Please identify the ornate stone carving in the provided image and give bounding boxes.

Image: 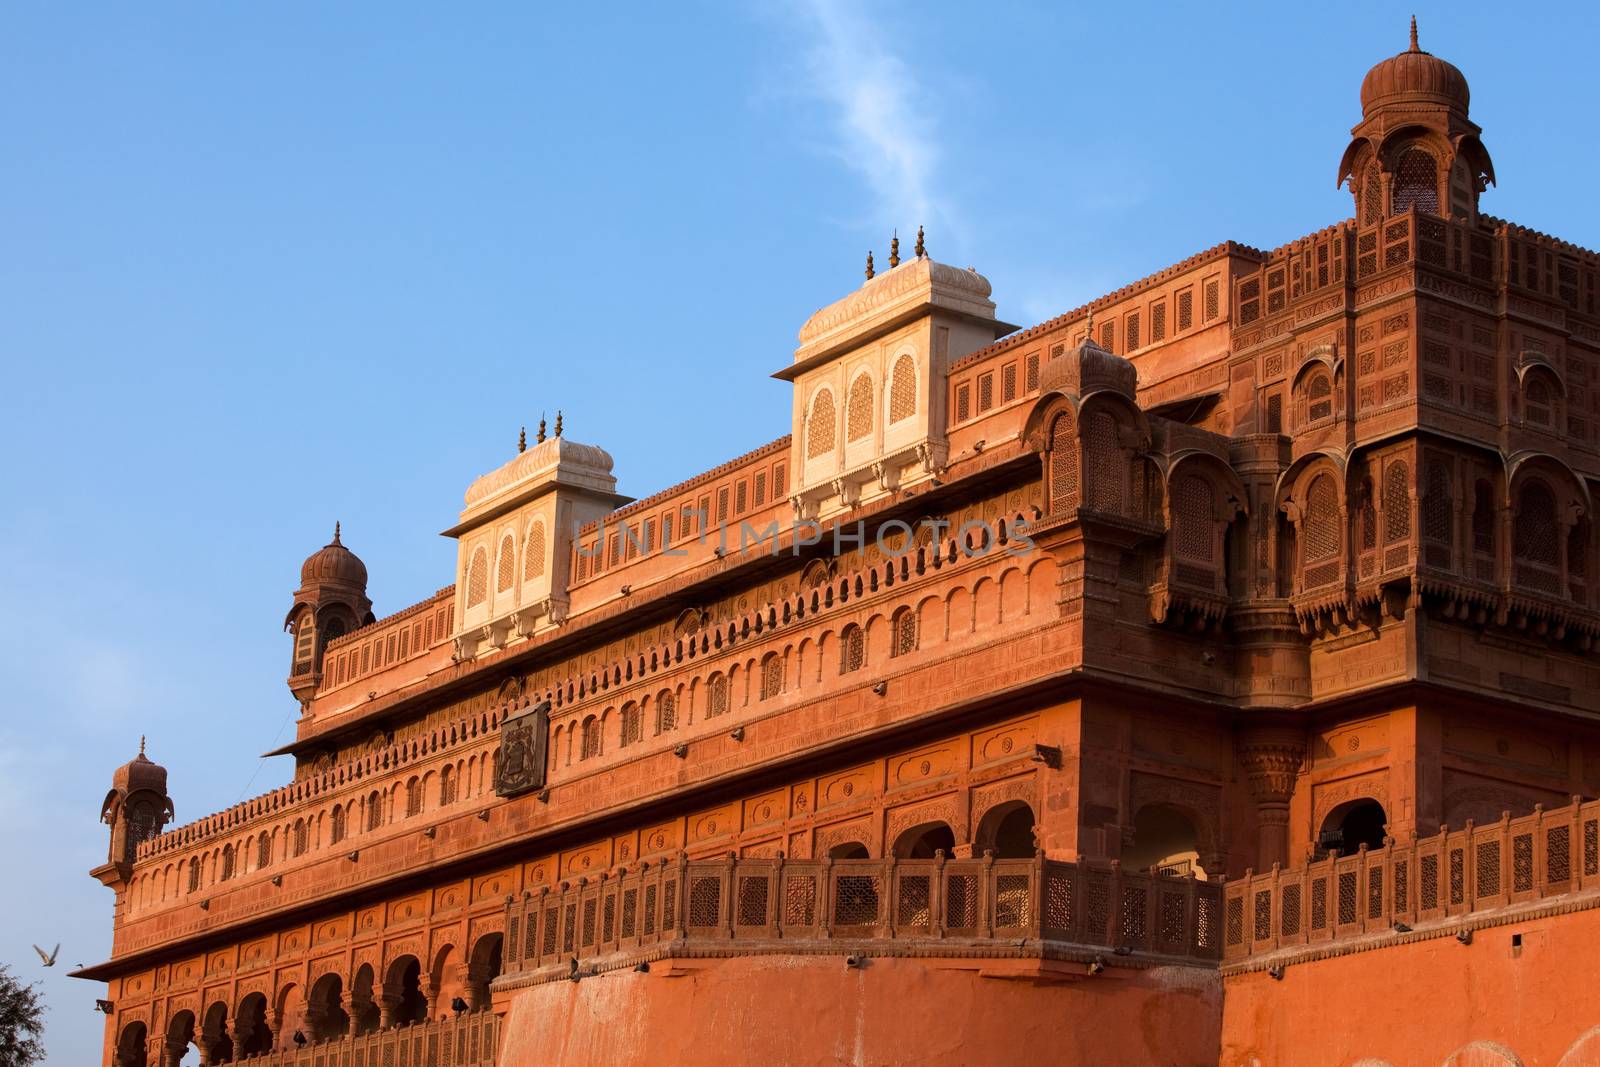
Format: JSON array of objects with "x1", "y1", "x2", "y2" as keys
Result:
[{"x1": 494, "y1": 700, "x2": 549, "y2": 798}]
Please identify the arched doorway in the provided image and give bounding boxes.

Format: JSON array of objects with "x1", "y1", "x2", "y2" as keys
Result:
[
  {"x1": 115, "y1": 1022, "x2": 148, "y2": 1067},
  {"x1": 466, "y1": 934, "x2": 504, "y2": 1012},
  {"x1": 200, "y1": 1002, "x2": 232, "y2": 1064},
  {"x1": 1319, "y1": 799, "x2": 1389, "y2": 857},
  {"x1": 827, "y1": 841, "x2": 870, "y2": 859},
  {"x1": 165, "y1": 1011, "x2": 197, "y2": 1067},
  {"x1": 975, "y1": 801, "x2": 1037, "y2": 859},
  {"x1": 350, "y1": 964, "x2": 380, "y2": 1036},
  {"x1": 305, "y1": 973, "x2": 349, "y2": 1041},
  {"x1": 385, "y1": 956, "x2": 427, "y2": 1027},
  {"x1": 1124, "y1": 805, "x2": 1209, "y2": 879},
  {"x1": 892, "y1": 822, "x2": 957, "y2": 859},
  {"x1": 235, "y1": 993, "x2": 272, "y2": 1056}
]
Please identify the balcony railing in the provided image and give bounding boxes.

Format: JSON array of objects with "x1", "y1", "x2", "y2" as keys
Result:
[
  {"x1": 1223, "y1": 798, "x2": 1600, "y2": 964},
  {"x1": 502, "y1": 853, "x2": 1222, "y2": 976},
  {"x1": 233, "y1": 1011, "x2": 498, "y2": 1067}
]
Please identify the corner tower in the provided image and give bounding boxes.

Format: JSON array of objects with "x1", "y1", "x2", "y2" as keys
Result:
[
  {"x1": 284, "y1": 523, "x2": 374, "y2": 700},
  {"x1": 1338, "y1": 17, "x2": 1495, "y2": 225},
  {"x1": 92, "y1": 740, "x2": 173, "y2": 889}
]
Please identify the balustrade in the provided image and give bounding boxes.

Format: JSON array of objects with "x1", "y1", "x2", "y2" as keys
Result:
[
  {"x1": 501, "y1": 852, "x2": 1222, "y2": 975},
  {"x1": 220, "y1": 1010, "x2": 498, "y2": 1067},
  {"x1": 1223, "y1": 797, "x2": 1600, "y2": 962}
]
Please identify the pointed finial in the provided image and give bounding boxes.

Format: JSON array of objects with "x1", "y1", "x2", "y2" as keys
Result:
[
  {"x1": 139, "y1": 735, "x2": 146, "y2": 757},
  {"x1": 915, "y1": 225, "x2": 926, "y2": 259},
  {"x1": 889, "y1": 230, "x2": 900, "y2": 268},
  {"x1": 333, "y1": 521, "x2": 342, "y2": 545},
  {"x1": 1083, "y1": 307, "x2": 1095, "y2": 344},
  {"x1": 554, "y1": 411, "x2": 563, "y2": 438},
  {"x1": 1408, "y1": 15, "x2": 1419, "y2": 52},
  {"x1": 865, "y1": 250, "x2": 875, "y2": 280},
  {"x1": 537, "y1": 413, "x2": 547, "y2": 444},
  {"x1": 518, "y1": 426, "x2": 527, "y2": 453}
]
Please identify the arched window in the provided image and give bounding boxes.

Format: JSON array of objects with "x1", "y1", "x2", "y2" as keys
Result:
[
  {"x1": 888, "y1": 354, "x2": 917, "y2": 424},
  {"x1": 496, "y1": 533, "x2": 516, "y2": 593},
  {"x1": 806, "y1": 388, "x2": 836, "y2": 460},
  {"x1": 405, "y1": 777, "x2": 422, "y2": 817},
  {"x1": 1301, "y1": 474, "x2": 1341, "y2": 588},
  {"x1": 840, "y1": 624, "x2": 864, "y2": 673},
  {"x1": 760, "y1": 654, "x2": 783, "y2": 699},
  {"x1": 524, "y1": 520, "x2": 547, "y2": 581},
  {"x1": 1391, "y1": 148, "x2": 1439, "y2": 214},
  {"x1": 707, "y1": 674, "x2": 729, "y2": 719},
  {"x1": 1361, "y1": 162, "x2": 1383, "y2": 226},
  {"x1": 1525, "y1": 376, "x2": 1554, "y2": 426},
  {"x1": 1305, "y1": 370, "x2": 1333, "y2": 423},
  {"x1": 220, "y1": 844, "x2": 235, "y2": 881},
  {"x1": 187, "y1": 856, "x2": 200, "y2": 893},
  {"x1": 620, "y1": 702, "x2": 641, "y2": 746},
  {"x1": 1172, "y1": 473, "x2": 1215, "y2": 563},
  {"x1": 1423, "y1": 463, "x2": 1452, "y2": 545},
  {"x1": 466, "y1": 548, "x2": 488, "y2": 608},
  {"x1": 292, "y1": 819, "x2": 308, "y2": 857},
  {"x1": 1048, "y1": 410, "x2": 1079, "y2": 513},
  {"x1": 293, "y1": 611, "x2": 316, "y2": 669},
  {"x1": 330, "y1": 805, "x2": 346, "y2": 845},
  {"x1": 365, "y1": 790, "x2": 383, "y2": 832},
  {"x1": 440, "y1": 765, "x2": 456, "y2": 806},
  {"x1": 846, "y1": 373, "x2": 874, "y2": 442},
  {"x1": 891, "y1": 607, "x2": 918, "y2": 657},
  {"x1": 1513, "y1": 480, "x2": 1560, "y2": 594},
  {"x1": 581, "y1": 716, "x2": 601, "y2": 760},
  {"x1": 655, "y1": 691, "x2": 677, "y2": 734},
  {"x1": 256, "y1": 833, "x2": 272, "y2": 870},
  {"x1": 1384, "y1": 461, "x2": 1411, "y2": 543}
]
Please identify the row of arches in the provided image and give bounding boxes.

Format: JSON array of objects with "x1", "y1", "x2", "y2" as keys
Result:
[
  {"x1": 546, "y1": 559, "x2": 1055, "y2": 774},
  {"x1": 131, "y1": 754, "x2": 498, "y2": 915},
  {"x1": 118, "y1": 935, "x2": 504, "y2": 1066}
]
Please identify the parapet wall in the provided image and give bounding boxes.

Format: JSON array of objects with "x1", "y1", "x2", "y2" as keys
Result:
[
  {"x1": 498, "y1": 954, "x2": 1223, "y2": 1067},
  {"x1": 1220, "y1": 902, "x2": 1600, "y2": 1067}
]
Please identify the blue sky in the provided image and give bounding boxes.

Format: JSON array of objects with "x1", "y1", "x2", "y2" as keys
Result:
[{"x1": 2, "y1": 2, "x2": 1596, "y2": 1062}]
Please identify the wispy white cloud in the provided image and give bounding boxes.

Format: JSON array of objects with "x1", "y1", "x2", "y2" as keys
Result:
[{"x1": 789, "y1": 0, "x2": 946, "y2": 234}]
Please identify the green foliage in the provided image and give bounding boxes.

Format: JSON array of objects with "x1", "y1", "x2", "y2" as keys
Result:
[{"x1": 0, "y1": 966, "x2": 44, "y2": 1067}]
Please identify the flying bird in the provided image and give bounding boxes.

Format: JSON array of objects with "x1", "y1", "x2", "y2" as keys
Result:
[{"x1": 33, "y1": 944, "x2": 59, "y2": 967}]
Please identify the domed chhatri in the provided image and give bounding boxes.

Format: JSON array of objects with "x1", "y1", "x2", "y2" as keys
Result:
[
  {"x1": 111, "y1": 736, "x2": 167, "y2": 797},
  {"x1": 1360, "y1": 16, "x2": 1470, "y2": 115},
  {"x1": 299, "y1": 521, "x2": 369, "y2": 588}
]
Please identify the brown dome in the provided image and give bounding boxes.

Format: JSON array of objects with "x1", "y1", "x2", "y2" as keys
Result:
[
  {"x1": 300, "y1": 522, "x2": 368, "y2": 587},
  {"x1": 113, "y1": 741, "x2": 167, "y2": 796},
  {"x1": 1360, "y1": 19, "x2": 1470, "y2": 115}
]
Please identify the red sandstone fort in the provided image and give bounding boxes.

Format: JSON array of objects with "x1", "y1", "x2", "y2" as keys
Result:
[{"x1": 76, "y1": 21, "x2": 1600, "y2": 1067}]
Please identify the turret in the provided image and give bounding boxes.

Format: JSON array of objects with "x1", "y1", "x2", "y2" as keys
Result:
[
  {"x1": 92, "y1": 738, "x2": 173, "y2": 888},
  {"x1": 1338, "y1": 18, "x2": 1495, "y2": 225},
  {"x1": 284, "y1": 523, "x2": 374, "y2": 700}
]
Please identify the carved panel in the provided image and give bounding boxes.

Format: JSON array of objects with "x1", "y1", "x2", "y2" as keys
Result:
[
  {"x1": 1314, "y1": 717, "x2": 1391, "y2": 764},
  {"x1": 818, "y1": 765, "x2": 877, "y2": 810},
  {"x1": 382, "y1": 935, "x2": 425, "y2": 970},
  {"x1": 385, "y1": 893, "x2": 428, "y2": 927},
  {"x1": 791, "y1": 781, "x2": 816, "y2": 817},
  {"x1": 312, "y1": 917, "x2": 347, "y2": 947},
  {"x1": 638, "y1": 820, "x2": 680, "y2": 858},
  {"x1": 1442, "y1": 771, "x2": 1564, "y2": 827},
  {"x1": 240, "y1": 939, "x2": 274, "y2": 973},
  {"x1": 494, "y1": 701, "x2": 549, "y2": 798},
  {"x1": 889, "y1": 744, "x2": 959, "y2": 790},
  {"x1": 353, "y1": 907, "x2": 382, "y2": 938},
  {"x1": 740, "y1": 837, "x2": 783, "y2": 858},
  {"x1": 434, "y1": 880, "x2": 468, "y2": 913},
  {"x1": 524, "y1": 858, "x2": 555, "y2": 887},
  {"x1": 1444, "y1": 725, "x2": 1563, "y2": 775},
  {"x1": 743, "y1": 789, "x2": 787, "y2": 829},
  {"x1": 688, "y1": 802, "x2": 740, "y2": 846},
  {"x1": 172, "y1": 957, "x2": 203, "y2": 990},
  {"x1": 472, "y1": 869, "x2": 514, "y2": 903},
  {"x1": 972, "y1": 718, "x2": 1036, "y2": 768},
  {"x1": 560, "y1": 842, "x2": 610, "y2": 877}
]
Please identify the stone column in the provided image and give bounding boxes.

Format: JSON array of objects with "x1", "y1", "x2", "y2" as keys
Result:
[
  {"x1": 1236, "y1": 723, "x2": 1307, "y2": 870},
  {"x1": 163, "y1": 1042, "x2": 188, "y2": 1067},
  {"x1": 377, "y1": 992, "x2": 402, "y2": 1030}
]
